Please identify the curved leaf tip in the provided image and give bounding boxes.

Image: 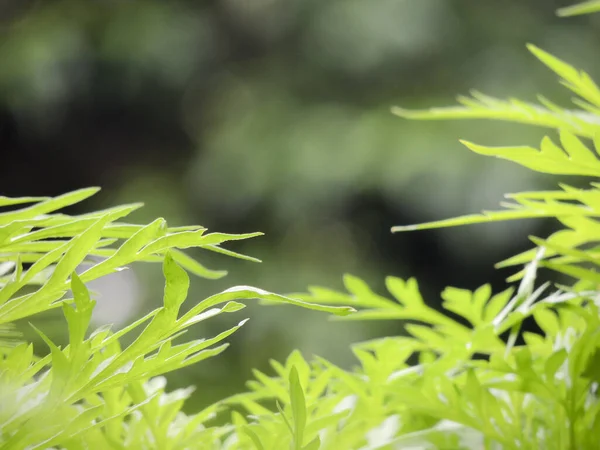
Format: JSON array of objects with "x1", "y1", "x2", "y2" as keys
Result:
[{"x1": 556, "y1": 1, "x2": 600, "y2": 17}]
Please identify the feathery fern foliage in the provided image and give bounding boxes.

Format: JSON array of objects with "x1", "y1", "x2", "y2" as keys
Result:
[
  {"x1": 0, "y1": 190, "x2": 352, "y2": 449},
  {"x1": 3, "y1": 1, "x2": 600, "y2": 449},
  {"x1": 210, "y1": 3, "x2": 600, "y2": 449}
]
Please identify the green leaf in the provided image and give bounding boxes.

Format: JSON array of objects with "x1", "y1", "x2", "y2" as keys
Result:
[
  {"x1": 392, "y1": 90, "x2": 599, "y2": 138},
  {"x1": 0, "y1": 188, "x2": 102, "y2": 225},
  {"x1": 63, "y1": 272, "x2": 95, "y2": 354},
  {"x1": 460, "y1": 133, "x2": 600, "y2": 177},
  {"x1": 392, "y1": 186, "x2": 598, "y2": 233},
  {"x1": 543, "y1": 261, "x2": 600, "y2": 284},
  {"x1": 46, "y1": 210, "x2": 137, "y2": 290},
  {"x1": 200, "y1": 244, "x2": 262, "y2": 263},
  {"x1": 302, "y1": 436, "x2": 321, "y2": 450},
  {"x1": 180, "y1": 286, "x2": 355, "y2": 322},
  {"x1": 139, "y1": 231, "x2": 262, "y2": 256},
  {"x1": 170, "y1": 249, "x2": 227, "y2": 280},
  {"x1": 582, "y1": 348, "x2": 600, "y2": 381},
  {"x1": 558, "y1": 1, "x2": 600, "y2": 17},
  {"x1": 79, "y1": 218, "x2": 166, "y2": 281},
  {"x1": 162, "y1": 252, "x2": 190, "y2": 314},
  {"x1": 441, "y1": 285, "x2": 492, "y2": 327},
  {"x1": 0, "y1": 195, "x2": 48, "y2": 207},
  {"x1": 391, "y1": 208, "x2": 550, "y2": 233},
  {"x1": 527, "y1": 44, "x2": 600, "y2": 109},
  {"x1": 344, "y1": 274, "x2": 394, "y2": 308},
  {"x1": 289, "y1": 366, "x2": 307, "y2": 450},
  {"x1": 276, "y1": 401, "x2": 294, "y2": 435},
  {"x1": 242, "y1": 427, "x2": 266, "y2": 450},
  {"x1": 30, "y1": 323, "x2": 70, "y2": 395},
  {"x1": 533, "y1": 309, "x2": 560, "y2": 337},
  {"x1": 545, "y1": 349, "x2": 568, "y2": 381},
  {"x1": 0, "y1": 221, "x2": 36, "y2": 246},
  {"x1": 8, "y1": 217, "x2": 99, "y2": 244},
  {"x1": 386, "y1": 277, "x2": 425, "y2": 309}
]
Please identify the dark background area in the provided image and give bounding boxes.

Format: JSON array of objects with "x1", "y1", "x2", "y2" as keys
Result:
[{"x1": 1, "y1": 0, "x2": 597, "y2": 409}]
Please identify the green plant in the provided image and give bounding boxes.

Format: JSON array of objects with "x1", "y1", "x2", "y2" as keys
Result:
[
  {"x1": 0, "y1": 189, "x2": 352, "y2": 449},
  {"x1": 4, "y1": 1, "x2": 600, "y2": 449},
  {"x1": 206, "y1": 2, "x2": 600, "y2": 449}
]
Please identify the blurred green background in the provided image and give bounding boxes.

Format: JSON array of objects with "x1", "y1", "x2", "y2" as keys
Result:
[{"x1": 1, "y1": 0, "x2": 598, "y2": 411}]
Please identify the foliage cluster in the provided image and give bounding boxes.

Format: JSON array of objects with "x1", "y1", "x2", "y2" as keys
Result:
[{"x1": 3, "y1": 1, "x2": 600, "y2": 449}]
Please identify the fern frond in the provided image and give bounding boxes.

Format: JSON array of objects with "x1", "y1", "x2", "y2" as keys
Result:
[
  {"x1": 393, "y1": 91, "x2": 599, "y2": 138},
  {"x1": 0, "y1": 188, "x2": 269, "y2": 326},
  {"x1": 292, "y1": 264, "x2": 558, "y2": 352},
  {"x1": 527, "y1": 44, "x2": 600, "y2": 109},
  {"x1": 393, "y1": 46, "x2": 600, "y2": 139},
  {"x1": 461, "y1": 130, "x2": 600, "y2": 177},
  {"x1": 392, "y1": 192, "x2": 599, "y2": 234},
  {"x1": 391, "y1": 122, "x2": 600, "y2": 236}
]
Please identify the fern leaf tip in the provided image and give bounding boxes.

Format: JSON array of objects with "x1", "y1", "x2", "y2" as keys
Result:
[
  {"x1": 459, "y1": 139, "x2": 478, "y2": 150},
  {"x1": 390, "y1": 106, "x2": 412, "y2": 118},
  {"x1": 391, "y1": 225, "x2": 419, "y2": 232}
]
